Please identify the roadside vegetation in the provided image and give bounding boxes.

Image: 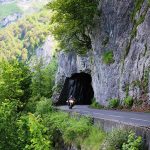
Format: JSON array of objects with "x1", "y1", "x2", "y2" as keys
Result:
[
  {"x1": 0, "y1": 47, "x2": 145, "y2": 150},
  {"x1": 90, "y1": 96, "x2": 150, "y2": 112},
  {"x1": 0, "y1": 46, "x2": 144, "y2": 150},
  {"x1": 90, "y1": 98, "x2": 104, "y2": 109}
]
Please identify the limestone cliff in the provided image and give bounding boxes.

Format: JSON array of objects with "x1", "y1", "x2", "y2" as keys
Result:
[
  {"x1": 55, "y1": 0, "x2": 150, "y2": 108},
  {"x1": 29, "y1": 35, "x2": 55, "y2": 66}
]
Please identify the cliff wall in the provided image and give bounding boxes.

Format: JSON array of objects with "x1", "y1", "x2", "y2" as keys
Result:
[{"x1": 55, "y1": 0, "x2": 150, "y2": 107}]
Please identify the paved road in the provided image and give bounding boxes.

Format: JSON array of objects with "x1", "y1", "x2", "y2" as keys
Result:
[{"x1": 58, "y1": 105, "x2": 150, "y2": 127}]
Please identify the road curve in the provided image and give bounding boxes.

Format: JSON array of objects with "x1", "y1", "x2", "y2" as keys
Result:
[{"x1": 57, "y1": 105, "x2": 150, "y2": 127}]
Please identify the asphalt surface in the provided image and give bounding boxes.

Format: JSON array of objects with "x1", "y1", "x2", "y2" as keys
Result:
[{"x1": 57, "y1": 105, "x2": 150, "y2": 127}]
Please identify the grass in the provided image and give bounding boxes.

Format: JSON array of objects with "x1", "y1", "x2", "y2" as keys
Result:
[
  {"x1": 90, "y1": 99, "x2": 104, "y2": 109},
  {"x1": 82, "y1": 126, "x2": 106, "y2": 150},
  {"x1": 123, "y1": 96, "x2": 133, "y2": 108},
  {"x1": 0, "y1": 2, "x2": 22, "y2": 20},
  {"x1": 108, "y1": 98, "x2": 120, "y2": 108}
]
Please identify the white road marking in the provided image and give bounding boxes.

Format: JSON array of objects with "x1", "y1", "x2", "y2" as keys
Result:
[
  {"x1": 76, "y1": 110, "x2": 89, "y2": 113},
  {"x1": 130, "y1": 118, "x2": 150, "y2": 123},
  {"x1": 93, "y1": 112, "x2": 122, "y2": 118},
  {"x1": 108, "y1": 115, "x2": 122, "y2": 118}
]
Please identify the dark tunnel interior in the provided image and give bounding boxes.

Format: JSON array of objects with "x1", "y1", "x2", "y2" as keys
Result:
[{"x1": 58, "y1": 72, "x2": 94, "y2": 105}]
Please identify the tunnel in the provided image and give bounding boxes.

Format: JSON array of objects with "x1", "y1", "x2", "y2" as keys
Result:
[{"x1": 58, "y1": 72, "x2": 94, "y2": 105}]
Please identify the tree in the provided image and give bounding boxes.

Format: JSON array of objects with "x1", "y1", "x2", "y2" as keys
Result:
[
  {"x1": 0, "y1": 9, "x2": 51, "y2": 61},
  {"x1": 0, "y1": 60, "x2": 31, "y2": 104},
  {"x1": 0, "y1": 100, "x2": 18, "y2": 150},
  {"x1": 47, "y1": 0, "x2": 99, "y2": 54},
  {"x1": 31, "y1": 57, "x2": 57, "y2": 98}
]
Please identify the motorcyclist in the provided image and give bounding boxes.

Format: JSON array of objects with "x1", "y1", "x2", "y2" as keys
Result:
[{"x1": 66, "y1": 95, "x2": 76, "y2": 109}]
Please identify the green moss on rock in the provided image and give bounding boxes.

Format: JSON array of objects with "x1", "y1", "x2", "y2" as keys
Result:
[{"x1": 102, "y1": 51, "x2": 115, "y2": 65}]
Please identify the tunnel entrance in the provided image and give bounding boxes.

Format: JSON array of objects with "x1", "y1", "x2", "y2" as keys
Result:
[{"x1": 58, "y1": 72, "x2": 94, "y2": 105}]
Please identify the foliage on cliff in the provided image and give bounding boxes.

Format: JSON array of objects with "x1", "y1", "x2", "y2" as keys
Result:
[
  {"x1": 47, "y1": 0, "x2": 99, "y2": 54},
  {"x1": 0, "y1": 10, "x2": 51, "y2": 61}
]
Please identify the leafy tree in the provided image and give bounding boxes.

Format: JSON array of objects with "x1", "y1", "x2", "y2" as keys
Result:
[
  {"x1": 0, "y1": 100, "x2": 18, "y2": 150},
  {"x1": 0, "y1": 60, "x2": 31, "y2": 105},
  {"x1": 17, "y1": 113, "x2": 51, "y2": 150},
  {"x1": 31, "y1": 57, "x2": 57, "y2": 98},
  {"x1": 47, "y1": 0, "x2": 99, "y2": 54}
]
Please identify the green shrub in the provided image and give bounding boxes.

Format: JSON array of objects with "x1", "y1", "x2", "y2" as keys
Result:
[
  {"x1": 17, "y1": 113, "x2": 51, "y2": 150},
  {"x1": 102, "y1": 51, "x2": 115, "y2": 64},
  {"x1": 101, "y1": 128, "x2": 129, "y2": 150},
  {"x1": 24, "y1": 95, "x2": 41, "y2": 113},
  {"x1": 108, "y1": 98, "x2": 120, "y2": 108},
  {"x1": 82, "y1": 126, "x2": 106, "y2": 150},
  {"x1": 90, "y1": 99, "x2": 104, "y2": 109},
  {"x1": 43, "y1": 111, "x2": 92, "y2": 147},
  {"x1": 62, "y1": 116, "x2": 91, "y2": 145},
  {"x1": 122, "y1": 131, "x2": 143, "y2": 150},
  {"x1": 124, "y1": 96, "x2": 133, "y2": 108},
  {"x1": 35, "y1": 97, "x2": 53, "y2": 115}
]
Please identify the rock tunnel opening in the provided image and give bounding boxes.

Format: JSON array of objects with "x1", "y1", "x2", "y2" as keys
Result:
[{"x1": 58, "y1": 72, "x2": 94, "y2": 105}]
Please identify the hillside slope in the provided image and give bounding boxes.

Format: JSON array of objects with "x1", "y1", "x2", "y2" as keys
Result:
[{"x1": 0, "y1": 10, "x2": 52, "y2": 62}]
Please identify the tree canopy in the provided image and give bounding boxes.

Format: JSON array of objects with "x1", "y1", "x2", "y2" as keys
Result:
[
  {"x1": 0, "y1": 10, "x2": 51, "y2": 62},
  {"x1": 47, "y1": 0, "x2": 99, "y2": 54}
]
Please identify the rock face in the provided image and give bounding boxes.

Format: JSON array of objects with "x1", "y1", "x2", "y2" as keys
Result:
[
  {"x1": 0, "y1": 13, "x2": 22, "y2": 28},
  {"x1": 29, "y1": 35, "x2": 55, "y2": 66},
  {"x1": 35, "y1": 36, "x2": 54, "y2": 65},
  {"x1": 55, "y1": 0, "x2": 150, "y2": 107}
]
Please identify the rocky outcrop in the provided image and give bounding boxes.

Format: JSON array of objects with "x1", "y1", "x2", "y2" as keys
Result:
[
  {"x1": 0, "y1": 13, "x2": 22, "y2": 28},
  {"x1": 55, "y1": 51, "x2": 91, "y2": 85},
  {"x1": 29, "y1": 35, "x2": 55, "y2": 66},
  {"x1": 55, "y1": 0, "x2": 150, "y2": 108},
  {"x1": 35, "y1": 36, "x2": 54, "y2": 65}
]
